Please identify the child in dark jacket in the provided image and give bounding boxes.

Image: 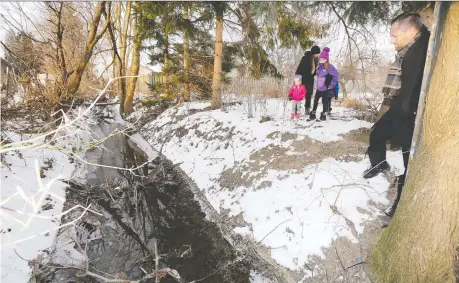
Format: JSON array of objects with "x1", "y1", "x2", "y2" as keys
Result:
[{"x1": 288, "y1": 74, "x2": 307, "y2": 119}]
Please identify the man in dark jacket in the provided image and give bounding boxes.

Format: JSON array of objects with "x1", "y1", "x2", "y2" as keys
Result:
[
  {"x1": 363, "y1": 13, "x2": 430, "y2": 217},
  {"x1": 295, "y1": 46, "x2": 321, "y2": 114}
]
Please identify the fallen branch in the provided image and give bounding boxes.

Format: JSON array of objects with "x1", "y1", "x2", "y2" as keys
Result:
[
  {"x1": 335, "y1": 246, "x2": 346, "y2": 271},
  {"x1": 258, "y1": 219, "x2": 292, "y2": 244}
]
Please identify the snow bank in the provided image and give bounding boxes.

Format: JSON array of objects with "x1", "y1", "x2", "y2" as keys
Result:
[
  {"x1": 1, "y1": 132, "x2": 78, "y2": 282},
  {"x1": 140, "y1": 98, "x2": 405, "y2": 272},
  {"x1": 1, "y1": 104, "x2": 122, "y2": 282}
]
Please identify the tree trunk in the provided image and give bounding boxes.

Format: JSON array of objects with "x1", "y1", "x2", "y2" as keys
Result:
[
  {"x1": 107, "y1": 5, "x2": 125, "y2": 115},
  {"x1": 369, "y1": 3, "x2": 459, "y2": 283},
  {"x1": 53, "y1": 2, "x2": 68, "y2": 98},
  {"x1": 67, "y1": 1, "x2": 109, "y2": 96},
  {"x1": 112, "y1": 2, "x2": 122, "y2": 94},
  {"x1": 120, "y1": 1, "x2": 131, "y2": 74},
  {"x1": 183, "y1": 3, "x2": 190, "y2": 102},
  {"x1": 117, "y1": 1, "x2": 131, "y2": 113},
  {"x1": 211, "y1": 8, "x2": 223, "y2": 109},
  {"x1": 164, "y1": 30, "x2": 171, "y2": 98},
  {"x1": 124, "y1": 5, "x2": 142, "y2": 114}
]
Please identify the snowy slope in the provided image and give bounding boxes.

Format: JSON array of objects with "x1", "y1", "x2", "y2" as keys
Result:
[
  {"x1": 0, "y1": 105, "x2": 119, "y2": 282},
  {"x1": 140, "y1": 98, "x2": 405, "y2": 273},
  {"x1": 0, "y1": 132, "x2": 79, "y2": 282}
]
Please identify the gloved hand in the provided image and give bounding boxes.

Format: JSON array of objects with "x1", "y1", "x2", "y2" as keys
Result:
[
  {"x1": 334, "y1": 96, "x2": 338, "y2": 100},
  {"x1": 288, "y1": 96, "x2": 292, "y2": 101}
]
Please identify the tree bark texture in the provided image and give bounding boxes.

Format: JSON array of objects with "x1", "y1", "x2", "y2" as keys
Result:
[
  {"x1": 211, "y1": 9, "x2": 223, "y2": 109},
  {"x1": 124, "y1": 4, "x2": 142, "y2": 114},
  {"x1": 369, "y1": 3, "x2": 459, "y2": 283},
  {"x1": 67, "y1": 1, "x2": 110, "y2": 96}
]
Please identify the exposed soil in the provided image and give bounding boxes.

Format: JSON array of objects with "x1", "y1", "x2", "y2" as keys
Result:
[{"x1": 219, "y1": 128, "x2": 371, "y2": 191}]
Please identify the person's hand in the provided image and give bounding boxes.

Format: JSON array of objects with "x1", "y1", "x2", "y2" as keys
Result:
[
  {"x1": 334, "y1": 97, "x2": 338, "y2": 101},
  {"x1": 288, "y1": 96, "x2": 292, "y2": 101}
]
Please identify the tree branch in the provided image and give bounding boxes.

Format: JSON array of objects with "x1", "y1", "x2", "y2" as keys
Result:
[{"x1": 329, "y1": 3, "x2": 354, "y2": 64}]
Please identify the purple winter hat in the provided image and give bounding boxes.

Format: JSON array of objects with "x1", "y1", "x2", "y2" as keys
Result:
[{"x1": 319, "y1": 47, "x2": 330, "y2": 61}]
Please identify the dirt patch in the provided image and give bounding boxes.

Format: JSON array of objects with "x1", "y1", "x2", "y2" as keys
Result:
[
  {"x1": 194, "y1": 125, "x2": 237, "y2": 142},
  {"x1": 267, "y1": 131, "x2": 281, "y2": 140},
  {"x1": 41, "y1": 203, "x2": 54, "y2": 211},
  {"x1": 219, "y1": 128, "x2": 370, "y2": 191},
  {"x1": 260, "y1": 116, "x2": 271, "y2": 123},
  {"x1": 257, "y1": 181, "x2": 272, "y2": 190},
  {"x1": 175, "y1": 126, "x2": 190, "y2": 138},
  {"x1": 340, "y1": 128, "x2": 371, "y2": 144},
  {"x1": 281, "y1": 132, "x2": 298, "y2": 142}
]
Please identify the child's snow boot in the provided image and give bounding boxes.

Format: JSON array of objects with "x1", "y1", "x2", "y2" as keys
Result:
[
  {"x1": 296, "y1": 113, "x2": 301, "y2": 119},
  {"x1": 291, "y1": 113, "x2": 295, "y2": 120}
]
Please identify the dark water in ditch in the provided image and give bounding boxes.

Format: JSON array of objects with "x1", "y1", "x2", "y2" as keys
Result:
[{"x1": 41, "y1": 119, "x2": 251, "y2": 283}]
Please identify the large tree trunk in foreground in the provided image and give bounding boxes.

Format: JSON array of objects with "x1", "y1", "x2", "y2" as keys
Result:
[
  {"x1": 211, "y1": 8, "x2": 223, "y2": 109},
  {"x1": 124, "y1": 5, "x2": 142, "y2": 115},
  {"x1": 370, "y1": 3, "x2": 459, "y2": 283}
]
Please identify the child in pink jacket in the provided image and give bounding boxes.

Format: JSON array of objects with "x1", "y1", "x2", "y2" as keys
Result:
[{"x1": 288, "y1": 75, "x2": 307, "y2": 119}]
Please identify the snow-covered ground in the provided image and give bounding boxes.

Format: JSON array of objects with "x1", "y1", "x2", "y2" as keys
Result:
[
  {"x1": 0, "y1": 106, "x2": 116, "y2": 282},
  {"x1": 140, "y1": 98, "x2": 405, "y2": 274},
  {"x1": 1, "y1": 96, "x2": 404, "y2": 282},
  {"x1": 0, "y1": 131, "x2": 80, "y2": 282}
]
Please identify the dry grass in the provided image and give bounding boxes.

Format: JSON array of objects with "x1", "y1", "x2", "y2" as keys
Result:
[
  {"x1": 261, "y1": 84, "x2": 289, "y2": 98},
  {"x1": 340, "y1": 97, "x2": 380, "y2": 123},
  {"x1": 341, "y1": 97, "x2": 368, "y2": 112}
]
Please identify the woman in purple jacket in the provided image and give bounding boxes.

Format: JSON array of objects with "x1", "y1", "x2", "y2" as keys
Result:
[{"x1": 308, "y1": 47, "x2": 339, "y2": 121}]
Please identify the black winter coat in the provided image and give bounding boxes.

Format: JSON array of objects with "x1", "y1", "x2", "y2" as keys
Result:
[
  {"x1": 295, "y1": 51, "x2": 316, "y2": 86},
  {"x1": 386, "y1": 25, "x2": 430, "y2": 146}
]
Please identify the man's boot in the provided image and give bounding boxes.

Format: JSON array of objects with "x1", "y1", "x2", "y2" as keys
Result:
[{"x1": 363, "y1": 149, "x2": 390, "y2": 179}]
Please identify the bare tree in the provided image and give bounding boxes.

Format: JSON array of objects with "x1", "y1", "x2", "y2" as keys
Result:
[{"x1": 1, "y1": 2, "x2": 111, "y2": 101}]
